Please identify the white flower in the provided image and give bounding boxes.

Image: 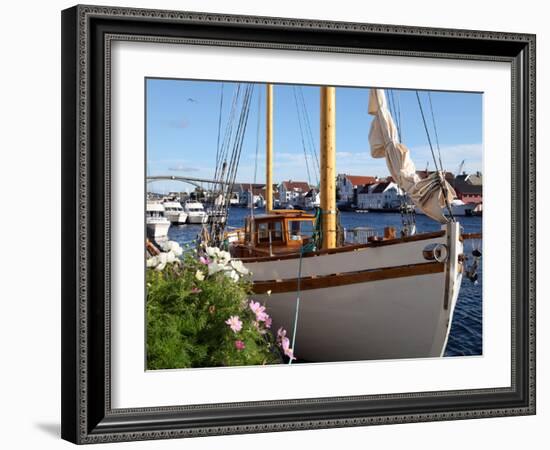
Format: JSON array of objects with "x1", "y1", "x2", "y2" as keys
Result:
[
  {"x1": 168, "y1": 242, "x2": 183, "y2": 256},
  {"x1": 205, "y1": 246, "x2": 231, "y2": 263},
  {"x1": 218, "y1": 250, "x2": 231, "y2": 263},
  {"x1": 208, "y1": 261, "x2": 225, "y2": 275},
  {"x1": 195, "y1": 270, "x2": 205, "y2": 281},
  {"x1": 146, "y1": 256, "x2": 159, "y2": 268},
  {"x1": 224, "y1": 269, "x2": 240, "y2": 283},
  {"x1": 266, "y1": 290, "x2": 272, "y2": 296},
  {"x1": 230, "y1": 259, "x2": 249, "y2": 276},
  {"x1": 160, "y1": 241, "x2": 182, "y2": 256},
  {"x1": 165, "y1": 251, "x2": 176, "y2": 263},
  {"x1": 153, "y1": 252, "x2": 168, "y2": 271},
  {"x1": 206, "y1": 246, "x2": 220, "y2": 258}
]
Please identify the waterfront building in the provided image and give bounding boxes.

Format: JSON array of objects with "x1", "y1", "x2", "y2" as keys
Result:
[
  {"x1": 336, "y1": 174, "x2": 378, "y2": 206},
  {"x1": 452, "y1": 172, "x2": 483, "y2": 204},
  {"x1": 303, "y1": 188, "x2": 321, "y2": 209},
  {"x1": 278, "y1": 180, "x2": 310, "y2": 207},
  {"x1": 357, "y1": 181, "x2": 404, "y2": 210}
]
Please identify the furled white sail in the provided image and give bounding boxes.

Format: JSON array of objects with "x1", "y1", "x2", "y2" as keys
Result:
[{"x1": 368, "y1": 89, "x2": 456, "y2": 223}]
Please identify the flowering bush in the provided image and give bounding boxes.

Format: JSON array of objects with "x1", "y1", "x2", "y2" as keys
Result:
[{"x1": 146, "y1": 241, "x2": 290, "y2": 369}]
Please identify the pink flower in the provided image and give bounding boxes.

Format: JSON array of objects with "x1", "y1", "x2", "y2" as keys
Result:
[
  {"x1": 264, "y1": 315, "x2": 272, "y2": 329},
  {"x1": 235, "y1": 340, "x2": 246, "y2": 351},
  {"x1": 253, "y1": 321, "x2": 268, "y2": 335},
  {"x1": 199, "y1": 256, "x2": 210, "y2": 265},
  {"x1": 277, "y1": 327, "x2": 287, "y2": 341},
  {"x1": 191, "y1": 287, "x2": 202, "y2": 294},
  {"x1": 280, "y1": 336, "x2": 296, "y2": 360},
  {"x1": 249, "y1": 300, "x2": 268, "y2": 322},
  {"x1": 225, "y1": 316, "x2": 242, "y2": 333},
  {"x1": 249, "y1": 300, "x2": 263, "y2": 314}
]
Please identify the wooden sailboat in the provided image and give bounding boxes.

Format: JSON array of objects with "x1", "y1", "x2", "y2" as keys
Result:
[{"x1": 228, "y1": 85, "x2": 464, "y2": 362}]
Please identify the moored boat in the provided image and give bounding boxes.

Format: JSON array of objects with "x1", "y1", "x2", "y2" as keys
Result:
[
  {"x1": 162, "y1": 200, "x2": 188, "y2": 224},
  {"x1": 146, "y1": 201, "x2": 170, "y2": 238},
  {"x1": 184, "y1": 201, "x2": 209, "y2": 224}
]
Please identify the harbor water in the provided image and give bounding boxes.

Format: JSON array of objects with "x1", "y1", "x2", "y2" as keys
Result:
[{"x1": 167, "y1": 207, "x2": 483, "y2": 358}]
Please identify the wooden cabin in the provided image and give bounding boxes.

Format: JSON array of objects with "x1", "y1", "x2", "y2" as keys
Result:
[{"x1": 227, "y1": 210, "x2": 316, "y2": 258}]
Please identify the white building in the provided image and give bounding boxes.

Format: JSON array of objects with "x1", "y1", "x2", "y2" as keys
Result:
[
  {"x1": 357, "y1": 181, "x2": 404, "y2": 210},
  {"x1": 336, "y1": 174, "x2": 378, "y2": 205},
  {"x1": 304, "y1": 189, "x2": 321, "y2": 209},
  {"x1": 239, "y1": 190, "x2": 266, "y2": 208},
  {"x1": 278, "y1": 180, "x2": 310, "y2": 207}
]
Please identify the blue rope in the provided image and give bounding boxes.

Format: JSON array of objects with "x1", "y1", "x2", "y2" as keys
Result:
[{"x1": 289, "y1": 245, "x2": 305, "y2": 365}]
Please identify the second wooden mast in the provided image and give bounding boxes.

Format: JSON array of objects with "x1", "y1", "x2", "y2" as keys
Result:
[
  {"x1": 264, "y1": 84, "x2": 336, "y2": 249},
  {"x1": 265, "y1": 84, "x2": 273, "y2": 213},
  {"x1": 320, "y1": 86, "x2": 337, "y2": 249}
]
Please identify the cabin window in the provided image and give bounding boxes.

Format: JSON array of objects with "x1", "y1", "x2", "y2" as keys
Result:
[
  {"x1": 288, "y1": 220, "x2": 314, "y2": 240},
  {"x1": 257, "y1": 221, "x2": 283, "y2": 244}
]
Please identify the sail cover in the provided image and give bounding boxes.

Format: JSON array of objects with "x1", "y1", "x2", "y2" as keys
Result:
[{"x1": 368, "y1": 89, "x2": 456, "y2": 223}]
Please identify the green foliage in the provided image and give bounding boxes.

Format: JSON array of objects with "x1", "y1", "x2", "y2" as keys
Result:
[{"x1": 146, "y1": 251, "x2": 282, "y2": 369}]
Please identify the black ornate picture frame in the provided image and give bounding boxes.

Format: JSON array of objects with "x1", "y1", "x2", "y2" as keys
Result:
[{"x1": 61, "y1": 4, "x2": 536, "y2": 444}]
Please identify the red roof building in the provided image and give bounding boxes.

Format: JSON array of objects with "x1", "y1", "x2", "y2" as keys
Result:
[
  {"x1": 279, "y1": 180, "x2": 311, "y2": 206},
  {"x1": 336, "y1": 174, "x2": 379, "y2": 205}
]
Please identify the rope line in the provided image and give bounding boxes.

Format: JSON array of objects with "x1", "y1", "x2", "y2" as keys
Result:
[
  {"x1": 427, "y1": 92, "x2": 444, "y2": 173},
  {"x1": 298, "y1": 87, "x2": 320, "y2": 184},
  {"x1": 293, "y1": 87, "x2": 312, "y2": 185},
  {"x1": 289, "y1": 245, "x2": 304, "y2": 365},
  {"x1": 415, "y1": 90, "x2": 455, "y2": 221}
]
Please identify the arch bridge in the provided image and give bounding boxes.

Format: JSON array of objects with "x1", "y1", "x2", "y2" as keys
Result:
[{"x1": 146, "y1": 175, "x2": 231, "y2": 189}]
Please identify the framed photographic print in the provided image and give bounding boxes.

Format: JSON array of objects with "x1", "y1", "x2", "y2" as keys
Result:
[{"x1": 61, "y1": 4, "x2": 536, "y2": 444}]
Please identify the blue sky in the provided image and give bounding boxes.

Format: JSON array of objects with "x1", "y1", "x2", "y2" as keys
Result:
[{"x1": 146, "y1": 78, "x2": 482, "y2": 193}]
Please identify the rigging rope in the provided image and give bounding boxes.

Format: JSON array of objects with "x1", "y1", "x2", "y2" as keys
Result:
[
  {"x1": 253, "y1": 86, "x2": 262, "y2": 185},
  {"x1": 293, "y1": 87, "x2": 312, "y2": 185},
  {"x1": 427, "y1": 92, "x2": 445, "y2": 174},
  {"x1": 209, "y1": 85, "x2": 242, "y2": 232},
  {"x1": 298, "y1": 87, "x2": 320, "y2": 184},
  {"x1": 207, "y1": 83, "x2": 255, "y2": 245},
  {"x1": 387, "y1": 90, "x2": 415, "y2": 233},
  {"x1": 388, "y1": 90, "x2": 402, "y2": 142},
  {"x1": 251, "y1": 86, "x2": 262, "y2": 219},
  {"x1": 415, "y1": 91, "x2": 441, "y2": 174},
  {"x1": 288, "y1": 245, "x2": 304, "y2": 365},
  {"x1": 415, "y1": 90, "x2": 455, "y2": 221},
  {"x1": 215, "y1": 83, "x2": 224, "y2": 175}
]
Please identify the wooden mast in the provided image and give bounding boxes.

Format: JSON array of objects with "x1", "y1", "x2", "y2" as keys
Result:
[
  {"x1": 265, "y1": 84, "x2": 273, "y2": 213},
  {"x1": 320, "y1": 86, "x2": 336, "y2": 249}
]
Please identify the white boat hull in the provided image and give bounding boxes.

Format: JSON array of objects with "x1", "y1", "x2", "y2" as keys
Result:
[
  {"x1": 186, "y1": 213, "x2": 208, "y2": 224},
  {"x1": 146, "y1": 221, "x2": 170, "y2": 238},
  {"x1": 243, "y1": 223, "x2": 463, "y2": 362},
  {"x1": 415, "y1": 203, "x2": 473, "y2": 217},
  {"x1": 258, "y1": 271, "x2": 461, "y2": 361},
  {"x1": 165, "y1": 211, "x2": 188, "y2": 224}
]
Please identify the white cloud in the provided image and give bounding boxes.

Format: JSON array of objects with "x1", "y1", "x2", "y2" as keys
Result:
[{"x1": 408, "y1": 143, "x2": 482, "y2": 174}]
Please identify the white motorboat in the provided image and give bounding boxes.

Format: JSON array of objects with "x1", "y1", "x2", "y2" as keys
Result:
[
  {"x1": 162, "y1": 201, "x2": 188, "y2": 224},
  {"x1": 184, "y1": 201, "x2": 209, "y2": 224},
  {"x1": 449, "y1": 199, "x2": 474, "y2": 216},
  {"x1": 146, "y1": 201, "x2": 170, "y2": 238}
]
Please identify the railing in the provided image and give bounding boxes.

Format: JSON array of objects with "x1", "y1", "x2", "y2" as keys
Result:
[{"x1": 344, "y1": 227, "x2": 378, "y2": 244}]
